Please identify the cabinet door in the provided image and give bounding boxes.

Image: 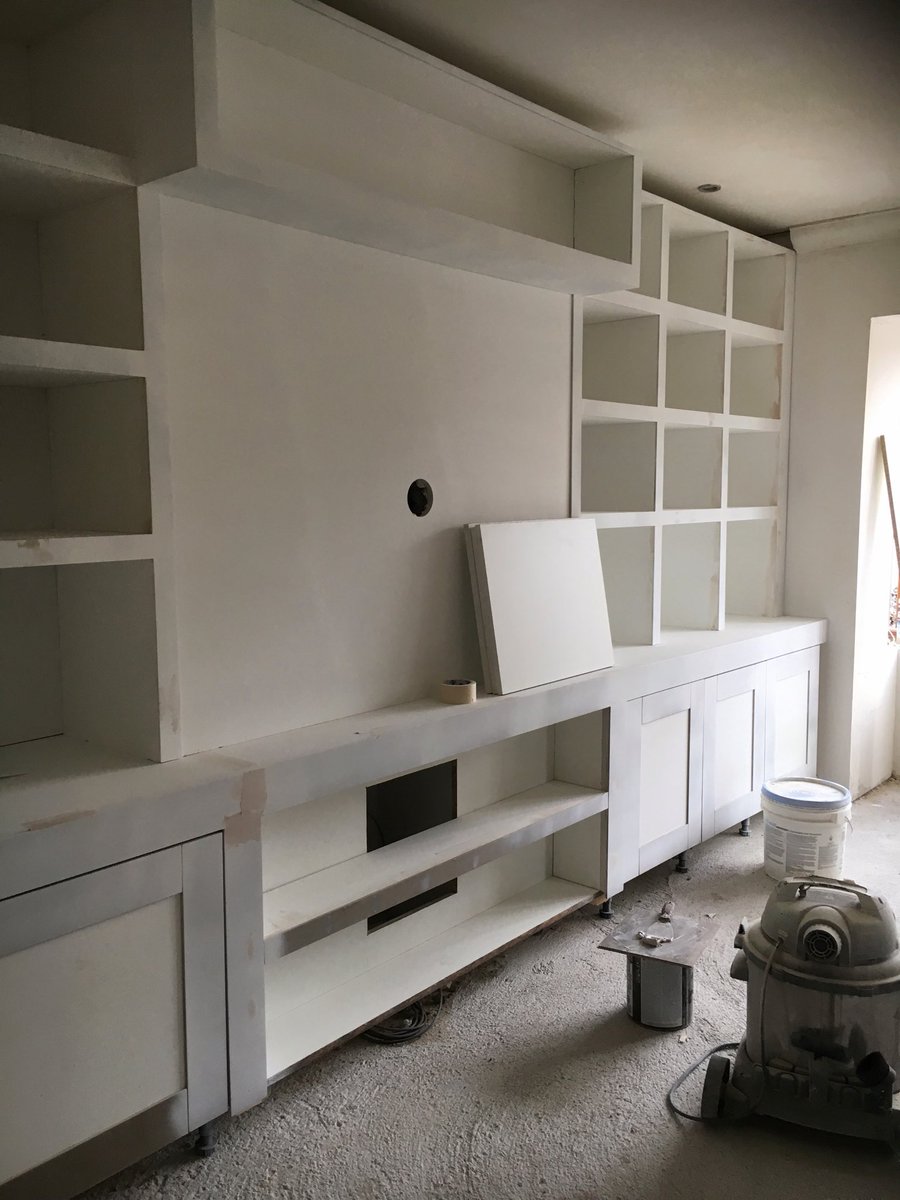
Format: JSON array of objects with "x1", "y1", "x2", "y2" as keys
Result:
[
  {"x1": 608, "y1": 682, "x2": 703, "y2": 893},
  {"x1": 765, "y1": 647, "x2": 820, "y2": 780},
  {"x1": 702, "y1": 663, "x2": 766, "y2": 838},
  {"x1": 0, "y1": 836, "x2": 227, "y2": 1199}
]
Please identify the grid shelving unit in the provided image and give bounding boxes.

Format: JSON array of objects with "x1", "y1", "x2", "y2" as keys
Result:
[{"x1": 574, "y1": 191, "x2": 794, "y2": 646}]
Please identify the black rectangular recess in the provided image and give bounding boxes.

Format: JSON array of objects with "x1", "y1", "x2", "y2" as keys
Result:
[{"x1": 367, "y1": 759, "x2": 457, "y2": 931}]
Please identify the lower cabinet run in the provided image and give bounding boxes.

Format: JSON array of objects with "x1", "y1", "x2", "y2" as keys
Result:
[{"x1": 0, "y1": 836, "x2": 228, "y2": 1200}]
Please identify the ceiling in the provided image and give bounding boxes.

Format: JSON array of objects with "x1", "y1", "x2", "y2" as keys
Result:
[{"x1": 326, "y1": 0, "x2": 900, "y2": 236}]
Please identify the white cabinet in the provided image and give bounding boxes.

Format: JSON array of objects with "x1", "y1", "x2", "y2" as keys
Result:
[
  {"x1": 765, "y1": 646, "x2": 820, "y2": 779},
  {"x1": 0, "y1": 836, "x2": 227, "y2": 1198},
  {"x1": 608, "y1": 682, "x2": 704, "y2": 892},
  {"x1": 701, "y1": 662, "x2": 766, "y2": 837}
]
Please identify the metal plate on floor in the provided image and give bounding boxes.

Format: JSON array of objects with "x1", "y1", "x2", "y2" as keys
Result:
[{"x1": 599, "y1": 912, "x2": 719, "y2": 967}]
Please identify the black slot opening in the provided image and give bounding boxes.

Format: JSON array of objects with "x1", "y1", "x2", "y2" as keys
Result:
[{"x1": 367, "y1": 760, "x2": 457, "y2": 932}]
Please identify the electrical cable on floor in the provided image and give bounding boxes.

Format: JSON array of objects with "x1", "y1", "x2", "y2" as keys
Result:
[
  {"x1": 666, "y1": 1042, "x2": 740, "y2": 1121},
  {"x1": 361, "y1": 991, "x2": 444, "y2": 1045},
  {"x1": 667, "y1": 936, "x2": 783, "y2": 1121}
]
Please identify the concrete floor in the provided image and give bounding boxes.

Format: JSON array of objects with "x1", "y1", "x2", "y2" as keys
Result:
[{"x1": 84, "y1": 783, "x2": 900, "y2": 1200}]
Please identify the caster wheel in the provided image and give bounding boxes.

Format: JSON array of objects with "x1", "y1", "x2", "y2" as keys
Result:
[{"x1": 701, "y1": 1054, "x2": 731, "y2": 1121}]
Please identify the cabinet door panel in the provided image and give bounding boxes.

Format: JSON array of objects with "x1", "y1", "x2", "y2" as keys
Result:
[
  {"x1": 0, "y1": 836, "x2": 227, "y2": 1194},
  {"x1": 765, "y1": 647, "x2": 819, "y2": 779},
  {"x1": 702, "y1": 663, "x2": 765, "y2": 837}
]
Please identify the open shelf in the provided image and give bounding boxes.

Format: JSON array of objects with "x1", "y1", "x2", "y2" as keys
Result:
[
  {"x1": 725, "y1": 517, "x2": 779, "y2": 618},
  {"x1": 630, "y1": 200, "x2": 665, "y2": 299},
  {"x1": 596, "y1": 526, "x2": 655, "y2": 645},
  {"x1": 0, "y1": 379, "x2": 151, "y2": 545},
  {"x1": 0, "y1": 123, "x2": 133, "y2": 217},
  {"x1": 663, "y1": 426, "x2": 722, "y2": 509},
  {"x1": 732, "y1": 232, "x2": 787, "y2": 330},
  {"x1": 727, "y1": 430, "x2": 780, "y2": 508},
  {"x1": 0, "y1": 560, "x2": 161, "y2": 761},
  {"x1": 582, "y1": 315, "x2": 659, "y2": 406},
  {"x1": 167, "y1": 0, "x2": 639, "y2": 295},
  {"x1": 263, "y1": 781, "x2": 606, "y2": 960},
  {"x1": 731, "y1": 343, "x2": 782, "y2": 419},
  {"x1": 0, "y1": 191, "x2": 142, "y2": 349},
  {"x1": 581, "y1": 420, "x2": 656, "y2": 513},
  {"x1": 667, "y1": 207, "x2": 728, "y2": 315},
  {"x1": 661, "y1": 522, "x2": 721, "y2": 630},
  {"x1": 665, "y1": 324, "x2": 726, "y2": 414},
  {"x1": 265, "y1": 875, "x2": 595, "y2": 1079}
]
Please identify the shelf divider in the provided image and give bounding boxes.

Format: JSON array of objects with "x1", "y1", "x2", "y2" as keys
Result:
[{"x1": 0, "y1": 532, "x2": 155, "y2": 570}]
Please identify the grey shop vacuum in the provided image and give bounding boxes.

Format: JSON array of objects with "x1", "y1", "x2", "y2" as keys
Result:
[{"x1": 701, "y1": 876, "x2": 900, "y2": 1144}]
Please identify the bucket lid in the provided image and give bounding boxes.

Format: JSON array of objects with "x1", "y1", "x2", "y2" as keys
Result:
[{"x1": 761, "y1": 776, "x2": 851, "y2": 812}]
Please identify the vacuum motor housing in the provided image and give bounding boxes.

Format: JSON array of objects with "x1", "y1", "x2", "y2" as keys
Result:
[{"x1": 705, "y1": 877, "x2": 900, "y2": 1141}]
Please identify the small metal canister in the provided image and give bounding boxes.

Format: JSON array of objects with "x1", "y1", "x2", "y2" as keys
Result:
[{"x1": 600, "y1": 903, "x2": 719, "y2": 1031}]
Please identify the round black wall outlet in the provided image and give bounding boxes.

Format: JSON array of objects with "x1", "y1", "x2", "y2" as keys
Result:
[{"x1": 407, "y1": 479, "x2": 433, "y2": 517}]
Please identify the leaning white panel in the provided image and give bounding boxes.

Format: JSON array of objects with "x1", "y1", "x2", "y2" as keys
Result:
[{"x1": 468, "y1": 518, "x2": 613, "y2": 694}]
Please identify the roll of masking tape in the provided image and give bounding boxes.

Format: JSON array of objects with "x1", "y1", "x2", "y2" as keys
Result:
[{"x1": 439, "y1": 678, "x2": 477, "y2": 705}]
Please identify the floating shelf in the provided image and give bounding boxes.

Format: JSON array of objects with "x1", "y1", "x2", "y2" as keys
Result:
[
  {"x1": 0, "y1": 532, "x2": 154, "y2": 570},
  {"x1": 0, "y1": 124, "x2": 133, "y2": 218},
  {"x1": 264, "y1": 781, "x2": 607, "y2": 959},
  {"x1": 0, "y1": 336, "x2": 144, "y2": 386},
  {"x1": 265, "y1": 875, "x2": 595, "y2": 1079}
]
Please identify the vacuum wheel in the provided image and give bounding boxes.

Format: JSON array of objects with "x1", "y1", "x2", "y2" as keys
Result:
[{"x1": 701, "y1": 1054, "x2": 732, "y2": 1121}]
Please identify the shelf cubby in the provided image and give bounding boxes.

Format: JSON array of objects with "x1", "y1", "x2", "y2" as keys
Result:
[
  {"x1": 661, "y1": 521, "x2": 721, "y2": 631},
  {"x1": 725, "y1": 517, "x2": 778, "y2": 617},
  {"x1": 667, "y1": 208, "x2": 728, "y2": 314},
  {"x1": 665, "y1": 323, "x2": 726, "y2": 413},
  {"x1": 0, "y1": 192, "x2": 142, "y2": 350},
  {"x1": 0, "y1": 379, "x2": 151, "y2": 540},
  {"x1": 727, "y1": 430, "x2": 780, "y2": 508},
  {"x1": 631, "y1": 200, "x2": 665, "y2": 299},
  {"x1": 663, "y1": 426, "x2": 723, "y2": 510},
  {"x1": 595, "y1": 526, "x2": 655, "y2": 645},
  {"x1": 582, "y1": 313, "x2": 659, "y2": 406},
  {"x1": 731, "y1": 342, "x2": 782, "y2": 419},
  {"x1": 0, "y1": 559, "x2": 161, "y2": 761},
  {"x1": 732, "y1": 233, "x2": 787, "y2": 330},
  {"x1": 581, "y1": 420, "x2": 656, "y2": 513}
]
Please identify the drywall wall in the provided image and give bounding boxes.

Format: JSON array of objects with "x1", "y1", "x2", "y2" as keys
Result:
[
  {"x1": 785, "y1": 234, "x2": 900, "y2": 793},
  {"x1": 157, "y1": 196, "x2": 571, "y2": 753}
]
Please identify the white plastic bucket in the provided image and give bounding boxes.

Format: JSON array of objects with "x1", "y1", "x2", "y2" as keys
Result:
[{"x1": 761, "y1": 776, "x2": 852, "y2": 881}]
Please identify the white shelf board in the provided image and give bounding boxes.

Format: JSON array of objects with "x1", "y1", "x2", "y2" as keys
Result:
[
  {"x1": 584, "y1": 290, "x2": 783, "y2": 345},
  {"x1": 0, "y1": 336, "x2": 145, "y2": 386},
  {"x1": 0, "y1": 532, "x2": 154, "y2": 570},
  {"x1": 265, "y1": 875, "x2": 595, "y2": 1079},
  {"x1": 583, "y1": 400, "x2": 781, "y2": 434},
  {"x1": 159, "y1": 157, "x2": 637, "y2": 297},
  {"x1": 0, "y1": 123, "x2": 133, "y2": 217},
  {"x1": 725, "y1": 506, "x2": 779, "y2": 522},
  {"x1": 264, "y1": 781, "x2": 608, "y2": 959}
]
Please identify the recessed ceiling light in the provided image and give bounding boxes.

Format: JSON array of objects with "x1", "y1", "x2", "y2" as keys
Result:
[{"x1": 697, "y1": 183, "x2": 722, "y2": 193}]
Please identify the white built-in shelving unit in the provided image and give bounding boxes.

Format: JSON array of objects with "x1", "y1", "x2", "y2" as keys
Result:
[
  {"x1": 574, "y1": 192, "x2": 794, "y2": 645},
  {"x1": 0, "y1": 2, "x2": 177, "y2": 767}
]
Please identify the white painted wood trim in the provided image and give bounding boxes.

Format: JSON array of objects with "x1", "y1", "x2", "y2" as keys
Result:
[
  {"x1": 764, "y1": 646, "x2": 821, "y2": 779},
  {"x1": 264, "y1": 782, "x2": 607, "y2": 959},
  {"x1": 606, "y1": 698, "x2": 641, "y2": 894},
  {"x1": 0, "y1": 533, "x2": 155, "y2": 570},
  {"x1": 181, "y1": 835, "x2": 229, "y2": 1130},
  {"x1": 642, "y1": 681, "x2": 692, "y2": 724},
  {"x1": 701, "y1": 662, "x2": 766, "y2": 838},
  {"x1": 0, "y1": 847, "x2": 181, "y2": 958},
  {"x1": 265, "y1": 876, "x2": 594, "y2": 1080}
]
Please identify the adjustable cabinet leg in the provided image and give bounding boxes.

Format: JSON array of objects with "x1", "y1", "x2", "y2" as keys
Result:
[
  {"x1": 194, "y1": 1122, "x2": 217, "y2": 1158},
  {"x1": 675, "y1": 852, "x2": 689, "y2": 874},
  {"x1": 597, "y1": 899, "x2": 613, "y2": 919},
  {"x1": 739, "y1": 819, "x2": 751, "y2": 837}
]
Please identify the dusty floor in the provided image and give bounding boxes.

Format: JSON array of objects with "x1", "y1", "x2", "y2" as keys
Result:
[{"x1": 84, "y1": 783, "x2": 900, "y2": 1200}]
